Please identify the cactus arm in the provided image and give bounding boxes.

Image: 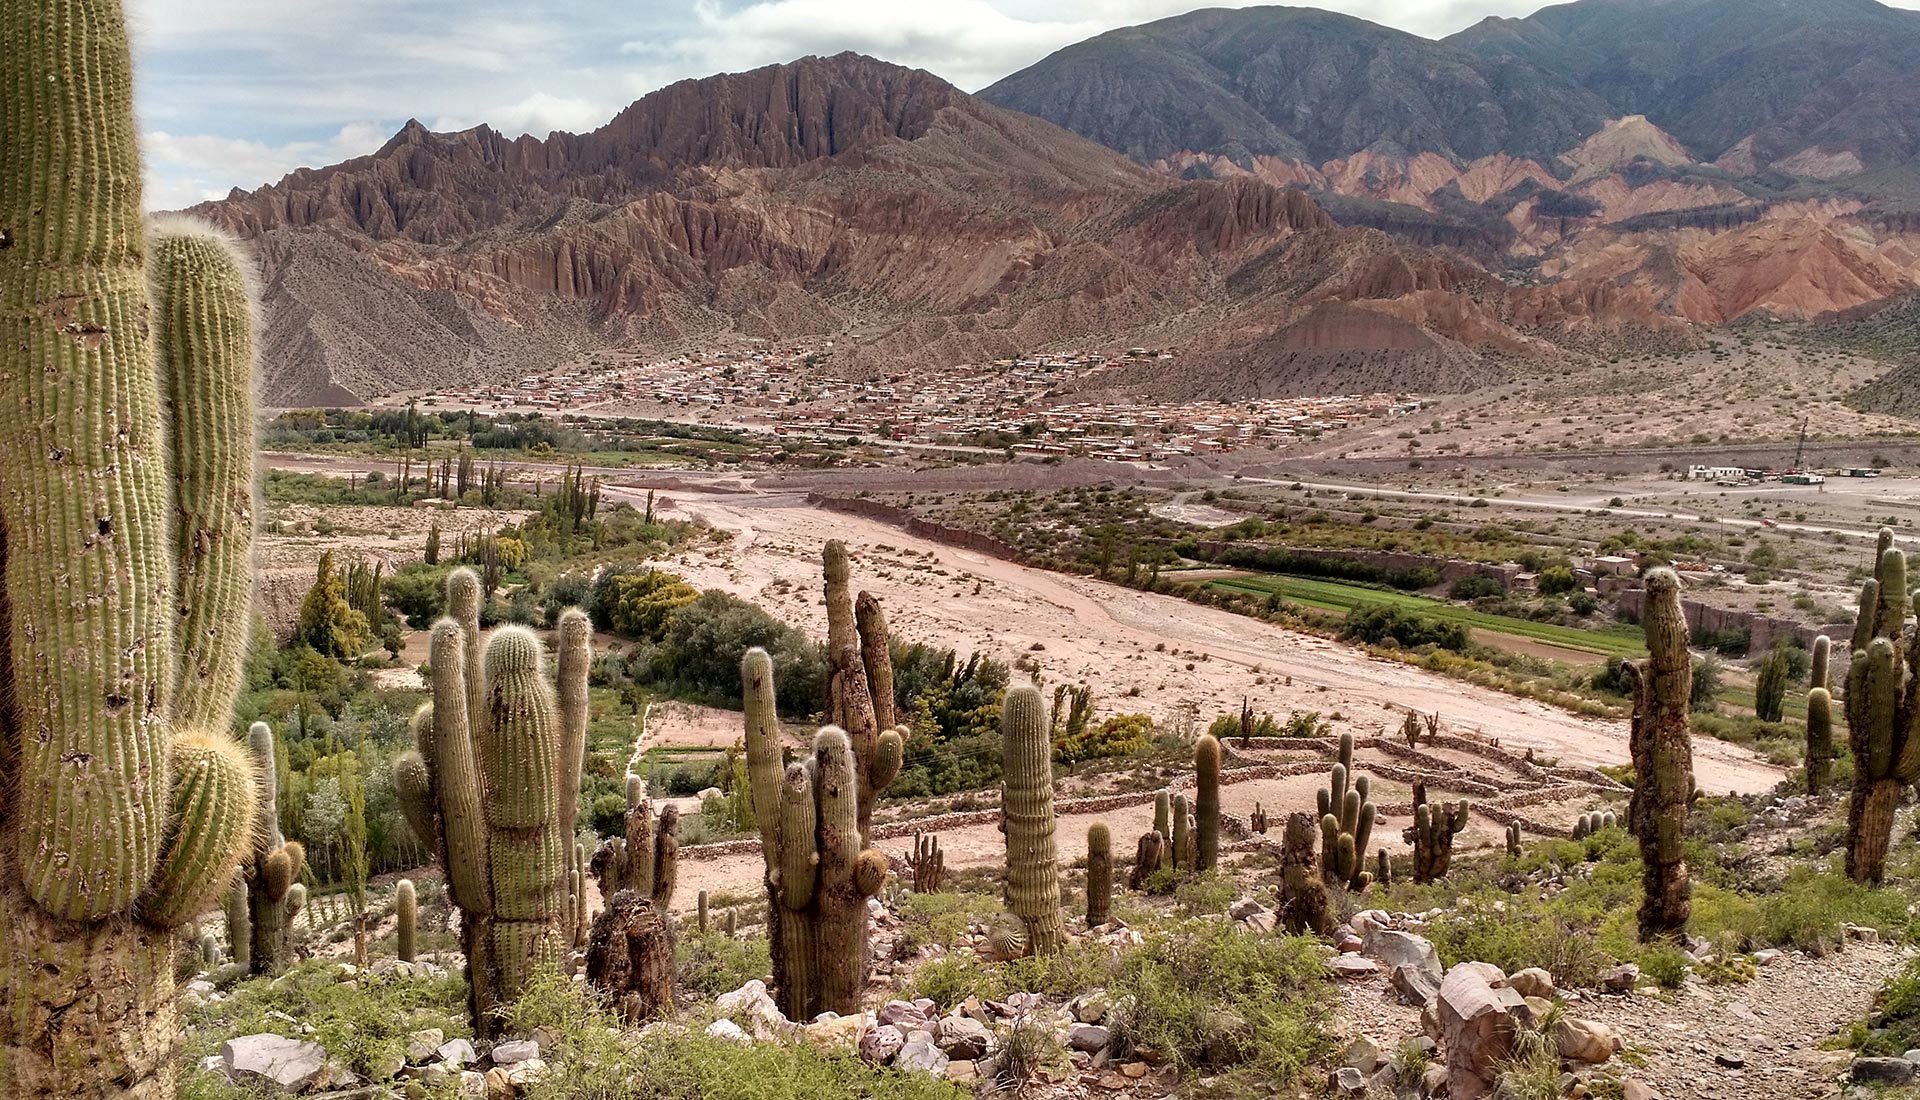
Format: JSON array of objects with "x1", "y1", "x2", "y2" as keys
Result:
[
  {"x1": 823, "y1": 541, "x2": 883, "y2": 835},
  {"x1": 139, "y1": 732, "x2": 260, "y2": 928},
  {"x1": 555, "y1": 607, "x2": 591, "y2": 861},
  {"x1": 854, "y1": 590, "x2": 896, "y2": 731},
  {"x1": 428, "y1": 619, "x2": 492, "y2": 920},
  {"x1": 149, "y1": 220, "x2": 257, "y2": 731},
  {"x1": 395, "y1": 879, "x2": 417, "y2": 963},
  {"x1": 742, "y1": 647, "x2": 786, "y2": 874}
]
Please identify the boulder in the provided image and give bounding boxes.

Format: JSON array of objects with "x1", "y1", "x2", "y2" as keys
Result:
[
  {"x1": 861, "y1": 1024, "x2": 906, "y2": 1064},
  {"x1": 490, "y1": 1039, "x2": 539, "y2": 1065},
  {"x1": 407, "y1": 1029, "x2": 445, "y2": 1064},
  {"x1": 935, "y1": 1016, "x2": 990, "y2": 1059},
  {"x1": 897, "y1": 1037, "x2": 949, "y2": 1075},
  {"x1": 1599, "y1": 963, "x2": 1639, "y2": 992},
  {"x1": 1553, "y1": 1018, "x2": 1621, "y2": 1064},
  {"x1": 1852, "y1": 1057, "x2": 1919, "y2": 1085},
  {"x1": 716, "y1": 980, "x2": 790, "y2": 1040},
  {"x1": 222, "y1": 1034, "x2": 329, "y2": 1093},
  {"x1": 705, "y1": 1019, "x2": 749, "y2": 1044},
  {"x1": 1437, "y1": 962, "x2": 1528, "y2": 1100},
  {"x1": 1344, "y1": 1036, "x2": 1383, "y2": 1072},
  {"x1": 805, "y1": 1012, "x2": 868, "y2": 1052},
  {"x1": 878, "y1": 1000, "x2": 927, "y2": 1030},
  {"x1": 1391, "y1": 963, "x2": 1441, "y2": 1008},
  {"x1": 1507, "y1": 968, "x2": 1555, "y2": 1000},
  {"x1": 436, "y1": 1039, "x2": 477, "y2": 1066},
  {"x1": 1228, "y1": 899, "x2": 1270, "y2": 920},
  {"x1": 1329, "y1": 1066, "x2": 1367, "y2": 1093},
  {"x1": 1068, "y1": 1024, "x2": 1111, "y2": 1053},
  {"x1": 1327, "y1": 955, "x2": 1379, "y2": 979},
  {"x1": 1366, "y1": 930, "x2": 1442, "y2": 980},
  {"x1": 1072, "y1": 990, "x2": 1114, "y2": 1024}
]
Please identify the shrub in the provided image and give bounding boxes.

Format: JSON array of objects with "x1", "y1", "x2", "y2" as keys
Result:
[
  {"x1": 607, "y1": 570, "x2": 701, "y2": 642},
  {"x1": 1536, "y1": 566, "x2": 1578, "y2": 596},
  {"x1": 1449, "y1": 575, "x2": 1505, "y2": 601},
  {"x1": 1341, "y1": 605, "x2": 1470, "y2": 653},
  {"x1": 1056, "y1": 712, "x2": 1153, "y2": 764},
  {"x1": 675, "y1": 929, "x2": 773, "y2": 999}
]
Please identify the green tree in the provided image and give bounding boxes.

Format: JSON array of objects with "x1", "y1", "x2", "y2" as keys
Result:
[
  {"x1": 1536, "y1": 566, "x2": 1578, "y2": 596},
  {"x1": 296, "y1": 551, "x2": 370, "y2": 659},
  {"x1": 608, "y1": 570, "x2": 700, "y2": 641}
]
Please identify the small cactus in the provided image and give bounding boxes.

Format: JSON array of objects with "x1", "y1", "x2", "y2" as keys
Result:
[
  {"x1": 1002, "y1": 685, "x2": 1066, "y2": 955},
  {"x1": 396, "y1": 879, "x2": 417, "y2": 963},
  {"x1": 1195, "y1": 734, "x2": 1221, "y2": 871},
  {"x1": 1250, "y1": 802, "x2": 1270, "y2": 834},
  {"x1": 1171, "y1": 794, "x2": 1192, "y2": 872},
  {"x1": 1086, "y1": 822, "x2": 1112, "y2": 928},
  {"x1": 1505, "y1": 821, "x2": 1522, "y2": 858},
  {"x1": 1806, "y1": 635, "x2": 1834, "y2": 795},
  {"x1": 697, "y1": 889, "x2": 709, "y2": 933},
  {"x1": 908, "y1": 832, "x2": 947, "y2": 894},
  {"x1": 1407, "y1": 788, "x2": 1469, "y2": 884}
]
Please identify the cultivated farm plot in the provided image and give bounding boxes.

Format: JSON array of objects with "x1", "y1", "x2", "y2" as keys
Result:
[{"x1": 1204, "y1": 572, "x2": 1648, "y2": 660}]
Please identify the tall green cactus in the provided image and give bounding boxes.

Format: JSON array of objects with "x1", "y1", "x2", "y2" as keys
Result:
[
  {"x1": 1807, "y1": 634, "x2": 1834, "y2": 794},
  {"x1": 396, "y1": 879, "x2": 417, "y2": 964},
  {"x1": 1317, "y1": 733, "x2": 1374, "y2": 890},
  {"x1": 744, "y1": 647, "x2": 897, "y2": 1020},
  {"x1": 244, "y1": 722, "x2": 306, "y2": 976},
  {"x1": 1002, "y1": 685, "x2": 1066, "y2": 955},
  {"x1": 1626, "y1": 567, "x2": 1695, "y2": 937},
  {"x1": 394, "y1": 568, "x2": 588, "y2": 1035},
  {"x1": 1, "y1": 4, "x2": 262, "y2": 1092},
  {"x1": 1086, "y1": 822, "x2": 1112, "y2": 927},
  {"x1": 557, "y1": 610, "x2": 591, "y2": 942},
  {"x1": 1195, "y1": 734, "x2": 1221, "y2": 872},
  {"x1": 1842, "y1": 534, "x2": 1920, "y2": 883}
]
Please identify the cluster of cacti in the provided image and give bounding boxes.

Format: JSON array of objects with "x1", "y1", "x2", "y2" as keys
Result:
[
  {"x1": 1250, "y1": 802, "x2": 1270, "y2": 834},
  {"x1": 1086, "y1": 822, "x2": 1113, "y2": 927},
  {"x1": 243, "y1": 723, "x2": 308, "y2": 976},
  {"x1": 1626, "y1": 567, "x2": 1696, "y2": 938},
  {"x1": 1571, "y1": 810, "x2": 1618, "y2": 839},
  {"x1": 1505, "y1": 821, "x2": 1522, "y2": 858},
  {"x1": 1170, "y1": 793, "x2": 1198, "y2": 870},
  {"x1": 907, "y1": 832, "x2": 947, "y2": 893},
  {"x1": 1842, "y1": 531, "x2": 1920, "y2": 883},
  {"x1": 392, "y1": 571, "x2": 589, "y2": 1035},
  {"x1": 1317, "y1": 733, "x2": 1375, "y2": 891},
  {"x1": 0, "y1": 5, "x2": 264, "y2": 1091},
  {"x1": 1277, "y1": 813, "x2": 1331, "y2": 935},
  {"x1": 1806, "y1": 635, "x2": 1834, "y2": 795},
  {"x1": 743, "y1": 540, "x2": 904, "y2": 1019},
  {"x1": 1406, "y1": 783, "x2": 1470, "y2": 884},
  {"x1": 1400, "y1": 710, "x2": 1423, "y2": 748},
  {"x1": 1195, "y1": 734, "x2": 1221, "y2": 871},
  {"x1": 1001, "y1": 685, "x2": 1068, "y2": 956},
  {"x1": 597, "y1": 776, "x2": 680, "y2": 911}
]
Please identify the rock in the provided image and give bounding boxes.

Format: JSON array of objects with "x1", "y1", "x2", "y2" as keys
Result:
[
  {"x1": 861, "y1": 1024, "x2": 905, "y2": 1064},
  {"x1": 1753, "y1": 949, "x2": 1784, "y2": 966},
  {"x1": 1069, "y1": 1024, "x2": 1111, "y2": 1053},
  {"x1": 1121, "y1": 1061, "x2": 1149, "y2": 1078},
  {"x1": 1330, "y1": 1066, "x2": 1367, "y2": 1093},
  {"x1": 418, "y1": 1064, "x2": 451, "y2": 1086},
  {"x1": 936, "y1": 1016, "x2": 991, "y2": 1059},
  {"x1": 1366, "y1": 929, "x2": 1442, "y2": 980},
  {"x1": 1622, "y1": 1080, "x2": 1660, "y2": 1100},
  {"x1": 945, "y1": 1060, "x2": 977, "y2": 1082},
  {"x1": 490, "y1": 1039, "x2": 539, "y2": 1065},
  {"x1": 437, "y1": 1039, "x2": 478, "y2": 1067},
  {"x1": 1072, "y1": 990, "x2": 1114, "y2": 1024},
  {"x1": 1344, "y1": 1036, "x2": 1383, "y2": 1072},
  {"x1": 1507, "y1": 968, "x2": 1555, "y2": 1000},
  {"x1": 806, "y1": 1013, "x2": 868, "y2": 1051},
  {"x1": 1337, "y1": 932, "x2": 1365, "y2": 953},
  {"x1": 1437, "y1": 962, "x2": 1527, "y2": 1100},
  {"x1": 1422, "y1": 1064, "x2": 1449, "y2": 1097},
  {"x1": 1599, "y1": 964, "x2": 1640, "y2": 992},
  {"x1": 897, "y1": 1037, "x2": 949, "y2": 1075},
  {"x1": 1523, "y1": 996, "x2": 1554, "y2": 1021},
  {"x1": 1351, "y1": 910, "x2": 1390, "y2": 936},
  {"x1": 1905, "y1": 1049, "x2": 1920, "y2": 1064},
  {"x1": 1229, "y1": 898, "x2": 1270, "y2": 920},
  {"x1": 1714, "y1": 1053, "x2": 1745, "y2": 1069},
  {"x1": 1852, "y1": 1057, "x2": 1918, "y2": 1085},
  {"x1": 408, "y1": 1029, "x2": 445, "y2": 1063},
  {"x1": 1391, "y1": 963, "x2": 1442, "y2": 1008},
  {"x1": 1327, "y1": 955, "x2": 1379, "y2": 979},
  {"x1": 222, "y1": 1034, "x2": 330, "y2": 1093},
  {"x1": 1242, "y1": 911, "x2": 1277, "y2": 933},
  {"x1": 716, "y1": 980, "x2": 790, "y2": 1040},
  {"x1": 878, "y1": 1000, "x2": 927, "y2": 1030},
  {"x1": 1553, "y1": 1018, "x2": 1621, "y2": 1064},
  {"x1": 1847, "y1": 924, "x2": 1881, "y2": 944},
  {"x1": 458, "y1": 1070, "x2": 486, "y2": 1097},
  {"x1": 1200, "y1": 1009, "x2": 1252, "y2": 1067},
  {"x1": 369, "y1": 1048, "x2": 405, "y2": 1081},
  {"x1": 505, "y1": 1058, "x2": 547, "y2": 1089},
  {"x1": 483, "y1": 1066, "x2": 511, "y2": 1099},
  {"x1": 706, "y1": 1018, "x2": 750, "y2": 1043}
]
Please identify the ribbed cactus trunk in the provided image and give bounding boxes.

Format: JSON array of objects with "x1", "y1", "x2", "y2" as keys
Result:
[
  {"x1": 1627, "y1": 567, "x2": 1694, "y2": 939},
  {"x1": 1, "y1": 4, "x2": 262, "y2": 1093},
  {"x1": 1277, "y1": 813, "x2": 1330, "y2": 935},
  {"x1": 1001, "y1": 686, "x2": 1066, "y2": 956},
  {"x1": 1806, "y1": 635, "x2": 1834, "y2": 795},
  {"x1": 1841, "y1": 536, "x2": 1920, "y2": 883},
  {"x1": 394, "y1": 569, "x2": 588, "y2": 1036},
  {"x1": 1195, "y1": 735, "x2": 1221, "y2": 872},
  {"x1": 744, "y1": 645, "x2": 899, "y2": 1020},
  {"x1": 396, "y1": 879, "x2": 418, "y2": 963},
  {"x1": 245, "y1": 722, "x2": 305, "y2": 976},
  {"x1": 1086, "y1": 823, "x2": 1112, "y2": 927}
]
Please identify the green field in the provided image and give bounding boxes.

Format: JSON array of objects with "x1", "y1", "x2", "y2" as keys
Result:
[{"x1": 1203, "y1": 573, "x2": 1649, "y2": 660}]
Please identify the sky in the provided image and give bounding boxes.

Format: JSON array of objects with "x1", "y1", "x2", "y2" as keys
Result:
[{"x1": 130, "y1": 0, "x2": 1920, "y2": 210}]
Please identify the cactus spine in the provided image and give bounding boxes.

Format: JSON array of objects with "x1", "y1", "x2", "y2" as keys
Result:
[
  {"x1": 1807, "y1": 635, "x2": 1834, "y2": 794},
  {"x1": 1843, "y1": 534, "x2": 1920, "y2": 883},
  {"x1": 1626, "y1": 567, "x2": 1695, "y2": 937},
  {"x1": 396, "y1": 879, "x2": 417, "y2": 963},
  {"x1": 1086, "y1": 822, "x2": 1112, "y2": 927},
  {"x1": 0, "y1": 4, "x2": 263, "y2": 1091},
  {"x1": 394, "y1": 569, "x2": 587, "y2": 1035},
  {"x1": 1195, "y1": 734, "x2": 1221, "y2": 872},
  {"x1": 1001, "y1": 685, "x2": 1067, "y2": 955},
  {"x1": 1317, "y1": 734, "x2": 1374, "y2": 890}
]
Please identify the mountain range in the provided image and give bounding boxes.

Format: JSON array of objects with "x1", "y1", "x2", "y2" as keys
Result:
[{"x1": 199, "y1": 0, "x2": 1920, "y2": 407}]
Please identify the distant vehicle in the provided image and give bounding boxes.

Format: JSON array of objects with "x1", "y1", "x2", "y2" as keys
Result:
[{"x1": 1761, "y1": 519, "x2": 1777, "y2": 527}]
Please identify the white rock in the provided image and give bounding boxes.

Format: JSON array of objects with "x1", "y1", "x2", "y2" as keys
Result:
[{"x1": 221, "y1": 1034, "x2": 329, "y2": 1093}]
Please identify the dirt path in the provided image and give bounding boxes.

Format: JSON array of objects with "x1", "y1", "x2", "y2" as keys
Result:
[{"x1": 631, "y1": 486, "x2": 1781, "y2": 796}]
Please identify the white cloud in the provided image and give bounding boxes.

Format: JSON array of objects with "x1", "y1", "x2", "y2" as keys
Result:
[
  {"x1": 431, "y1": 92, "x2": 613, "y2": 138},
  {"x1": 142, "y1": 122, "x2": 386, "y2": 211}
]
